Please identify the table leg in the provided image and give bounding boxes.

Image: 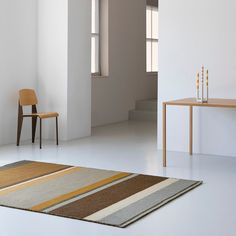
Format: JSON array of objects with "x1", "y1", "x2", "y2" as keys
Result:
[
  {"x1": 189, "y1": 106, "x2": 193, "y2": 155},
  {"x1": 163, "y1": 103, "x2": 167, "y2": 167}
]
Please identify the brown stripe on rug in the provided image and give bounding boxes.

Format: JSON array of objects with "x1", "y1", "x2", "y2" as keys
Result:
[
  {"x1": 0, "y1": 161, "x2": 71, "y2": 190},
  {"x1": 49, "y1": 175, "x2": 167, "y2": 218}
]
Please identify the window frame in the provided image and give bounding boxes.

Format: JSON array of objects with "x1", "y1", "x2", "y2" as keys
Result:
[
  {"x1": 91, "y1": 0, "x2": 101, "y2": 76},
  {"x1": 146, "y1": 5, "x2": 158, "y2": 74}
]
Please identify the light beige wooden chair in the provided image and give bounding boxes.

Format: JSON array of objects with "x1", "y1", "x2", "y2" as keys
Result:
[{"x1": 17, "y1": 89, "x2": 59, "y2": 149}]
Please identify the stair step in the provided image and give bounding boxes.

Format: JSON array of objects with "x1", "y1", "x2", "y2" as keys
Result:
[
  {"x1": 129, "y1": 110, "x2": 157, "y2": 121},
  {"x1": 135, "y1": 99, "x2": 157, "y2": 111}
]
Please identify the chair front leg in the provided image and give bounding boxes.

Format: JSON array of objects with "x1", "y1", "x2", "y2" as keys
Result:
[
  {"x1": 32, "y1": 105, "x2": 37, "y2": 143},
  {"x1": 32, "y1": 116, "x2": 37, "y2": 143},
  {"x1": 17, "y1": 104, "x2": 23, "y2": 146}
]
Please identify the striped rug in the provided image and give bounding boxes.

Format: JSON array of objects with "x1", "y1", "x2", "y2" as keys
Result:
[{"x1": 0, "y1": 161, "x2": 202, "y2": 228}]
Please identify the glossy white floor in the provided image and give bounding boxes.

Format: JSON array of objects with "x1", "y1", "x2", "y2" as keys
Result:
[{"x1": 0, "y1": 121, "x2": 236, "y2": 236}]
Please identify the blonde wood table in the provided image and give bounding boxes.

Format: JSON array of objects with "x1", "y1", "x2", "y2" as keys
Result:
[{"x1": 162, "y1": 98, "x2": 236, "y2": 167}]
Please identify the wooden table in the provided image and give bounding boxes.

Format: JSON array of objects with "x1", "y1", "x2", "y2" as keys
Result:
[{"x1": 162, "y1": 98, "x2": 236, "y2": 167}]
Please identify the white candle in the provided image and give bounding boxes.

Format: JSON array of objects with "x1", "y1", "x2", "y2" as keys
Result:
[
  {"x1": 196, "y1": 73, "x2": 199, "y2": 100},
  {"x1": 206, "y1": 70, "x2": 209, "y2": 87},
  {"x1": 206, "y1": 70, "x2": 209, "y2": 101},
  {"x1": 201, "y1": 66, "x2": 204, "y2": 102}
]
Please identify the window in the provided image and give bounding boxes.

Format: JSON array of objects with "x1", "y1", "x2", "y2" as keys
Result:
[
  {"x1": 91, "y1": 0, "x2": 100, "y2": 74},
  {"x1": 146, "y1": 6, "x2": 158, "y2": 73}
]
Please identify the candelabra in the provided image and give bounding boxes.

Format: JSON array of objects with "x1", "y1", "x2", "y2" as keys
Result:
[{"x1": 196, "y1": 66, "x2": 209, "y2": 103}]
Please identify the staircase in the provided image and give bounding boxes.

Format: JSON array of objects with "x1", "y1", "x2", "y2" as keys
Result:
[{"x1": 129, "y1": 99, "x2": 157, "y2": 121}]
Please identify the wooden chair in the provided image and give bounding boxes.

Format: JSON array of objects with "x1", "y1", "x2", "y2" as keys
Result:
[{"x1": 17, "y1": 89, "x2": 59, "y2": 149}]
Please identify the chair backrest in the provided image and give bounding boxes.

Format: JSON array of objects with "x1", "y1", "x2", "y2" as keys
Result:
[{"x1": 19, "y1": 89, "x2": 38, "y2": 106}]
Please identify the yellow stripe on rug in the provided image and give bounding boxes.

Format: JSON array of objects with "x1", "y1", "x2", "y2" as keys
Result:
[
  {"x1": 31, "y1": 172, "x2": 131, "y2": 211},
  {"x1": 0, "y1": 167, "x2": 79, "y2": 196}
]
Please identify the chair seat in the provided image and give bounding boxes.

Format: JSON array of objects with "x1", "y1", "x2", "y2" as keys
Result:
[{"x1": 33, "y1": 112, "x2": 59, "y2": 119}]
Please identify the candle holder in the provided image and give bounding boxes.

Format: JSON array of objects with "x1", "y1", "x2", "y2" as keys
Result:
[{"x1": 196, "y1": 66, "x2": 209, "y2": 103}]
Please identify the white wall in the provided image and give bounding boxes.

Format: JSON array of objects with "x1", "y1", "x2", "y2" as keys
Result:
[
  {"x1": 0, "y1": 0, "x2": 37, "y2": 145},
  {"x1": 67, "y1": 0, "x2": 91, "y2": 139},
  {"x1": 158, "y1": 0, "x2": 236, "y2": 157},
  {"x1": 92, "y1": 0, "x2": 157, "y2": 127},
  {"x1": 38, "y1": 0, "x2": 91, "y2": 140},
  {"x1": 37, "y1": 0, "x2": 68, "y2": 140}
]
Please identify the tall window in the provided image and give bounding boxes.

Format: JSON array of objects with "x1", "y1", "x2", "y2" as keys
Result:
[
  {"x1": 91, "y1": 0, "x2": 100, "y2": 74},
  {"x1": 146, "y1": 6, "x2": 158, "y2": 72}
]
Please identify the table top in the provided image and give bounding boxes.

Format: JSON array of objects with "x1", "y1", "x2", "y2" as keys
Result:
[{"x1": 164, "y1": 98, "x2": 236, "y2": 108}]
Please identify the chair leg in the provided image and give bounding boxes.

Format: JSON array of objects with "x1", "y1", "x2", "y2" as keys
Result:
[
  {"x1": 56, "y1": 117, "x2": 59, "y2": 145},
  {"x1": 17, "y1": 104, "x2": 23, "y2": 146},
  {"x1": 32, "y1": 116, "x2": 37, "y2": 143},
  {"x1": 32, "y1": 105, "x2": 37, "y2": 144},
  {"x1": 17, "y1": 116, "x2": 23, "y2": 146},
  {"x1": 40, "y1": 118, "x2": 42, "y2": 149}
]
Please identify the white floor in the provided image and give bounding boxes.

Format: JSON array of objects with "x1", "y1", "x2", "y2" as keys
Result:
[{"x1": 0, "y1": 121, "x2": 236, "y2": 236}]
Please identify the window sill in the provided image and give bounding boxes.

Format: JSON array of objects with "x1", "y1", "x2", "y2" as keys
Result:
[
  {"x1": 147, "y1": 72, "x2": 158, "y2": 78},
  {"x1": 91, "y1": 75, "x2": 109, "y2": 79}
]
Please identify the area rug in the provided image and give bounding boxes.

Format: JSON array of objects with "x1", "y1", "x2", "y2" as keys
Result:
[{"x1": 0, "y1": 161, "x2": 202, "y2": 228}]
